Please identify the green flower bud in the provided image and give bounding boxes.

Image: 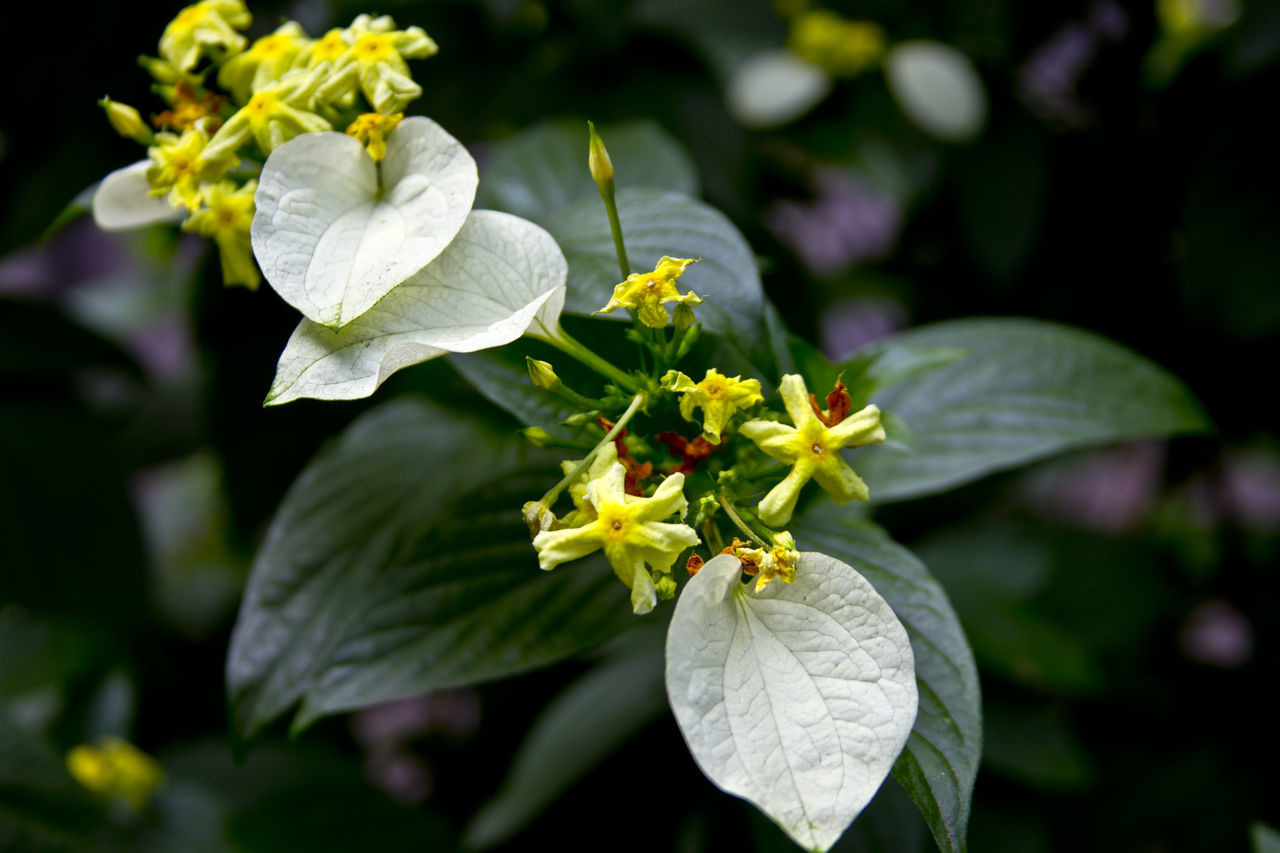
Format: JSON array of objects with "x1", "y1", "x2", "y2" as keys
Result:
[
  {"x1": 99, "y1": 97, "x2": 153, "y2": 144},
  {"x1": 527, "y1": 356, "x2": 560, "y2": 390},
  {"x1": 672, "y1": 301, "x2": 697, "y2": 331},
  {"x1": 522, "y1": 427, "x2": 554, "y2": 447},
  {"x1": 587, "y1": 121, "x2": 614, "y2": 192}
]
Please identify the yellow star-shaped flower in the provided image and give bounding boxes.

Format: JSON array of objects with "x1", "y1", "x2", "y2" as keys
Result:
[
  {"x1": 146, "y1": 127, "x2": 238, "y2": 210},
  {"x1": 740, "y1": 374, "x2": 885, "y2": 526},
  {"x1": 314, "y1": 14, "x2": 438, "y2": 114},
  {"x1": 596, "y1": 257, "x2": 702, "y2": 329},
  {"x1": 663, "y1": 368, "x2": 763, "y2": 444},
  {"x1": 182, "y1": 180, "x2": 259, "y2": 289},
  {"x1": 159, "y1": 0, "x2": 252, "y2": 72},
  {"x1": 346, "y1": 112, "x2": 404, "y2": 162},
  {"x1": 201, "y1": 66, "x2": 331, "y2": 161},
  {"x1": 533, "y1": 459, "x2": 699, "y2": 614},
  {"x1": 217, "y1": 21, "x2": 312, "y2": 103}
]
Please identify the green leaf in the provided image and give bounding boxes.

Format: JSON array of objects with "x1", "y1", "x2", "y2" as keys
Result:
[
  {"x1": 790, "y1": 507, "x2": 980, "y2": 853},
  {"x1": 476, "y1": 119, "x2": 699, "y2": 225},
  {"x1": 666, "y1": 553, "x2": 917, "y2": 853},
  {"x1": 226, "y1": 397, "x2": 634, "y2": 741},
  {"x1": 547, "y1": 188, "x2": 765, "y2": 341},
  {"x1": 845, "y1": 319, "x2": 1211, "y2": 503},
  {"x1": 251, "y1": 117, "x2": 478, "y2": 328},
  {"x1": 464, "y1": 629, "x2": 667, "y2": 849}
]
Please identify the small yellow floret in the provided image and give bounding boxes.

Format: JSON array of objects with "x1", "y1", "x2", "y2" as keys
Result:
[
  {"x1": 66, "y1": 737, "x2": 165, "y2": 810},
  {"x1": 345, "y1": 112, "x2": 404, "y2": 162},
  {"x1": 202, "y1": 66, "x2": 331, "y2": 160},
  {"x1": 159, "y1": 0, "x2": 253, "y2": 71},
  {"x1": 146, "y1": 127, "x2": 237, "y2": 210},
  {"x1": 183, "y1": 180, "x2": 259, "y2": 289},
  {"x1": 315, "y1": 15, "x2": 439, "y2": 114},
  {"x1": 663, "y1": 368, "x2": 763, "y2": 444},
  {"x1": 596, "y1": 257, "x2": 702, "y2": 329},
  {"x1": 217, "y1": 21, "x2": 312, "y2": 102}
]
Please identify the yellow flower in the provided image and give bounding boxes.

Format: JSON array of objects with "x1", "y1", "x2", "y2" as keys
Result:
[
  {"x1": 596, "y1": 257, "x2": 702, "y2": 329},
  {"x1": 662, "y1": 368, "x2": 763, "y2": 444},
  {"x1": 533, "y1": 456, "x2": 699, "y2": 614},
  {"x1": 345, "y1": 112, "x2": 404, "y2": 162},
  {"x1": 146, "y1": 127, "x2": 237, "y2": 210},
  {"x1": 159, "y1": 0, "x2": 252, "y2": 72},
  {"x1": 315, "y1": 15, "x2": 439, "y2": 114},
  {"x1": 66, "y1": 737, "x2": 165, "y2": 810},
  {"x1": 217, "y1": 21, "x2": 312, "y2": 103},
  {"x1": 183, "y1": 180, "x2": 259, "y2": 289},
  {"x1": 202, "y1": 66, "x2": 331, "y2": 161},
  {"x1": 738, "y1": 531, "x2": 799, "y2": 592},
  {"x1": 788, "y1": 10, "x2": 886, "y2": 77},
  {"x1": 740, "y1": 373, "x2": 884, "y2": 526}
]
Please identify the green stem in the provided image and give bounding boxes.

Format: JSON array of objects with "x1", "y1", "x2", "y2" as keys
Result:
[
  {"x1": 541, "y1": 393, "x2": 647, "y2": 506},
  {"x1": 717, "y1": 495, "x2": 768, "y2": 548},
  {"x1": 537, "y1": 323, "x2": 643, "y2": 394},
  {"x1": 601, "y1": 184, "x2": 630, "y2": 279}
]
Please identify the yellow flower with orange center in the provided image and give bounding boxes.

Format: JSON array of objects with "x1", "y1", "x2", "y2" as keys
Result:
[{"x1": 597, "y1": 257, "x2": 702, "y2": 329}]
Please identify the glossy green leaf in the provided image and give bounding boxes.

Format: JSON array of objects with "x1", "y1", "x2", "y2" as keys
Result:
[
  {"x1": 666, "y1": 553, "x2": 917, "y2": 853},
  {"x1": 476, "y1": 119, "x2": 699, "y2": 224},
  {"x1": 547, "y1": 188, "x2": 764, "y2": 341},
  {"x1": 226, "y1": 397, "x2": 634, "y2": 741},
  {"x1": 790, "y1": 507, "x2": 980, "y2": 853},
  {"x1": 845, "y1": 319, "x2": 1211, "y2": 503}
]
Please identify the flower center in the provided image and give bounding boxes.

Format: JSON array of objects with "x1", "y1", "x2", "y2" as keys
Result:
[{"x1": 354, "y1": 34, "x2": 395, "y2": 62}]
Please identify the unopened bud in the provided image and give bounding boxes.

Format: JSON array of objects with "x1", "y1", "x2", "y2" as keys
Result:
[
  {"x1": 655, "y1": 575, "x2": 678, "y2": 600},
  {"x1": 138, "y1": 55, "x2": 183, "y2": 84},
  {"x1": 675, "y1": 322, "x2": 701, "y2": 358},
  {"x1": 522, "y1": 500, "x2": 555, "y2": 535},
  {"x1": 562, "y1": 410, "x2": 601, "y2": 426},
  {"x1": 526, "y1": 356, "x2": 559, "y2": 390},
  {"x1": 587, "y1": 121, "x2": 614, "y2": 192},
  {"x1": 672, "y1": 301, "x2": 697, "y2": 331},
  {"x1": 99, "y1": 98, "x2": 152, "y2": 144},
  {"x1": 522, "y1": 426, "x2": 554, "y2": 447}
]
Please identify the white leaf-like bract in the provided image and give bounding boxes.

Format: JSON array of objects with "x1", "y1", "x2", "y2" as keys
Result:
[
  {"x1": 666, "y1": 552, "x2": 917, "y2": 852},
  {"x1": 251, "y1": 116, "x2": 478, "y2": 329},
  {"x1": 727, "y1": 51, "x2": 832, "y2": 130},
  {"x1": 266, "y1": 210, "x2": 566, "y2": 405},
  {"x1": 92, "y1": 161, "x2": 184, "y2": 232},
  {"x1": 885, "y1": 41, "x2": 988, "y2": 143}
]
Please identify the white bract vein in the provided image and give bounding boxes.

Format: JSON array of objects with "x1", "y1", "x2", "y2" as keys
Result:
[
  {"x1": 92, "y1": 161, "x2": 185, "y2": 231},
  {"x1": 266, "y1": 210, "x2": 566, "y2": 405},
  {"x1": 666, "y1": 552, "x2": 917, "y2": 853},
  {"x1": 251, "y1": 116, "x2": 478, "y2": 329}
]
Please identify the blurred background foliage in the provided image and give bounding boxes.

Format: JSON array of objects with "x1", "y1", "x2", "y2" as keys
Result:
[{"x1": 1, "y1": 0, "x2": 1277, "y2": 850}]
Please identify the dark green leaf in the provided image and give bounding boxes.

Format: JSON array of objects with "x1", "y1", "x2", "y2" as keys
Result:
[
  {"x1": 546, "y1": 188, "x2": 765, "y2": 344},
  {"x1": 843, "y1": 319, "x2": 1211, "y2": 502},
  {"x1": 226, "y1": 397, "x2": 635, "y2": 741},
  {"x1": 476, "y1": 119, "x2": 699, "y2": 225},
  {"x1": 791, "y1": 507, "x2": 980, "y2": 853},
  {"x1": 449, "y1": 344, "x2": 585, "y2": 446}
]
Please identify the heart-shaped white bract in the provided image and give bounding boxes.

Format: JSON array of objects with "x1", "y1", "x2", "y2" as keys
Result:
[
  {"x1": 666, "y1": 552, "x2": 917, "y2": 853},
  {"x1": 92, "y1": 161, "x2": 185, "y2": 232},
  {"x1": 251, "y1": 116, "x2": 478, "y2": 329},
  {"x1": 265, "y1": 209, "x2": 566, "y2": 405}
]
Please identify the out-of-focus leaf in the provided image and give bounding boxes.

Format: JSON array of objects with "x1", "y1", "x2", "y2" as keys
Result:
[
  {"x1": 844, "y1": 319, "x2": 1211, "y2": 503},
  {"x1": 1252, "y1": 822, "x2": 1280, "y2": 853},
  {"x1": 727, "y1": 51, "x2": 831, "y2": 129},
  {"x1": 226, "y1": 397, "x2": 635, "y2": 741},
  {"x1": 476, "y1": 119, "x2": 699, "y2": 224},
  {"x1": 981, "y1": 700, "x2": 1093, "y2": 791},
  {"x1": 0, "y1": 299, "x2": 141, "y2": 378},
  {"x1": 464, "y1": 630, "x2": 667, "y2": 849},
  {"x1": 885, "y1": 42, "x2": 988, "y2": 143},
  {"x1": 790, "y1": 508, "x2": 980, "y2": 853}
]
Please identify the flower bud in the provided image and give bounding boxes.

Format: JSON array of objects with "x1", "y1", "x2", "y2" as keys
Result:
[
  {"x1": 522, "y1": 500, "x2": 555, "y2": 535},
  {"x1": 522, "y1": 426, "x2": 554, "y2": 447},
  {"x1": 562, "y1": 410, "x2": 601, "y2": 426},
  {"x1": 587, "y1": 121, "x2": 614, "y2": 192},
  {"x1": 526, "y1": 356, "x2": 559, "y2": 390},
  {"x1": 99, "y1": 97, "x2": 152, "y2": 144},
  {"x1": 655, "y1": 575, "x2": 678, "y2": 600}
]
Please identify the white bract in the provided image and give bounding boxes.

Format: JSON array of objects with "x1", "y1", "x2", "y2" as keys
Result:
[
  {"x1": 251, "y1": 116, "x2": 478, "y2": 329},
  {"x1": 666, "y1": 552, "x2": 917, "y2": 852},
  {"x1": 727, "y1": 50, "x2": 832, "y2": 130},
  {"x1": 266, "y1": 210, "x2": 566, "y2": 405},
  {"x1": 92, "y1": 161, "x2": 185, "y2": 231},
  {"x1": 885, "y1": 41, "x2": 988, "y2": 143}
]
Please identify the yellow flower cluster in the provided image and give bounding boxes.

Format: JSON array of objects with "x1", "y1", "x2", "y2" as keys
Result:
[{"x1": 99, "y1": 1, "x2": 439, "y2": 289}]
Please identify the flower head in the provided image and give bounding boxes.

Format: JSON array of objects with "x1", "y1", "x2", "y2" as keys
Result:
[
  {"x1": 159, "y1": 0, "x2": 252, "y2": 72},
  {"x1": 663, "y1": 368, "x2": 763, "y2": 444},
  {"x1": 314, "y1": 15, "x2": 439, "y2": 114},
  {"x1": 346, "y1": 112, "x2": 404, "y2": 162},
  {"x1": 596, "y1": 257, "x2": 701, "y2": 329},
  {"x1": 146, "y1": 127, "x2": 237, "y2": 210},
  {"x1": 182, "y1": 179, "x2": 259, "y2": 288},
  {"x1": 740, "y1": 373, "x2": 885, "y2": 526},
  {"x1": 217, "y1": 21, "x2": 312, "y2": 102},
  {"x1": 66, "y1": 737, "x2": 165, "y2": 811},
  {"x1": 737, "y1": 531, "x2": 800, "y2": 592},
  {"x1": 533, "y1": 457, "x2": 699, "y2": 614},
  {"x1": 201, "y1": 65, "x2": 331, "y2": 161}
]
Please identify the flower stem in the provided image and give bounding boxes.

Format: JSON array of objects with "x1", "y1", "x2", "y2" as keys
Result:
[
  {"x1": 536, "y1": 323, "x2": 643, "y2": 394},
  {"x1": 541, "y1": 393, "x2": 647, "y2": 506},
  {"x1": 717, "y1": 495, "x2": 769, "y2": 548}
]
